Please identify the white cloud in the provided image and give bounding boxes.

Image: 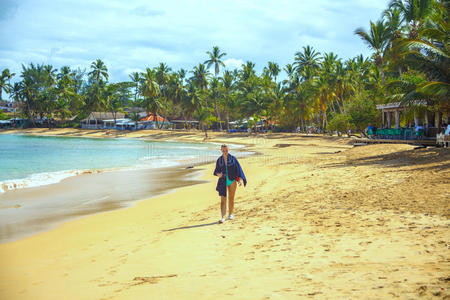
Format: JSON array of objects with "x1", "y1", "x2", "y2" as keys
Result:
[
  {"x1": 0, "y1": 0, "x2": 389, "y2": 90},
  {"x1": 223, "y1": 58, "x2": 244, "y2": 70}
]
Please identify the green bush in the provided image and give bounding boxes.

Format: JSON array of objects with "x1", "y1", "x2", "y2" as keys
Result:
[
  {"x1": 328, "y1": 113, "x2": 352, "y2": 133},
  {"x1": 0, "y1": 111, "x2": 11, "y2": 120},
  {"x1": 346, "y1": 92, "x2": 380, "y2": 131}
]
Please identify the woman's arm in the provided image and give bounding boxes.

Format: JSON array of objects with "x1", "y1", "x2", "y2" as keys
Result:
[
  {"x1": 235, "y1": 158, "x2": 247, "y2": 186},
  {"x1": 213, "y1": 157, "x2": 223, "y2": 177}
]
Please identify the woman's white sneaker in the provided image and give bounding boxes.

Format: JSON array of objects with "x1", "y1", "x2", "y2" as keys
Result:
[
  {"x1": 218, "y1": 218, "x2": 225, "y2": 224},
  {"x1": 228, "y1": 214, "x2": 234, "y2": 220}
]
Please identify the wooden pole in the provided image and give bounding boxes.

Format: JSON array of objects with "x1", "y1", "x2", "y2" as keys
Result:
[
  {"x1": 435, "y1": 111, "x2": 441, "y2": 132},
  {"x1": 387, "y1": 111, "x2": 392, "y2": 128},
  {"x1": 395, "y1": 110, "x2": 400, "y2": 128}
]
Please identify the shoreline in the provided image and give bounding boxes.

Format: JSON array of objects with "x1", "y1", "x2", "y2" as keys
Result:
[
  {"x1": 0, "y1": 129, "x2": 448, "y2": 299},
  {"x1": 0, "y1": 130, "x2": 252, "y2": 195},
  {"x1": 0, "y1": 165, "x2": 208, "y2": 244},
  {"x1": 0, "y1": 129, "x2": 255, "y2": 244}
]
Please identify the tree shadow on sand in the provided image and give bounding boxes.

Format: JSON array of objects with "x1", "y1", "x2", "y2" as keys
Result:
[
  {"x1": 323, "y1": 147, "x2": 450, "y2": 172},
  {"x1": 162, "y1": 221, "x2": 218, "y2": 232}
]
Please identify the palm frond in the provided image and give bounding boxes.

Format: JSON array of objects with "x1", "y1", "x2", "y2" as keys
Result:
[
  {"x1": 416, "y1": 81, "x2": 450, "y2": 99},
  {"x1": 396, "y1": 38, "x2": 449, "y2": 57}
]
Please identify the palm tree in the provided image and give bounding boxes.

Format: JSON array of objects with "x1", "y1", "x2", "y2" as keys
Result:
[
  {"x1": 294, "y1": 45, "x2": 321, "y2": 81},
  {"x1": 196, "y1": 107, "x2": 216, "y2": 139},
  {"x1": 282, "y1": 63, "x2": 298, "y2": 90},
  {"x1": 15, "y1": 63, "x2": 58, "y2": 128},
  {"x1": 129, "y1": 72, "x2": 141, "y2": 102},
  {"x1": 0, "y1": 68, "x2": 15, "y2": 100},
  {"x1": 54, "y1": 66, "x2": 83, "y2": 123},
  {"x1": 141, "y1": 68, "x2": 159, "y2": 99},
  {"x1": 355, "y1": 20, "x2": 392, "y2": 87},
  {"x1": 141, "y1": 68, "x2": 161, "y2": 128},
  {"x1": 265, "y1": 62, "x2": 281, "y2": 82},
  {"x1": 383, "y1": 8, "x2": 406, "y2": 76},
  {"x1": 190, "y1": 63, "x2": 210, "y2": 90},
  {"x1": 89, "y1": 59, "x2": 108, "y2": 83},
  {"x1": 130, "y1": 112, "x2": 141, "y2": 129},
  {"x1": 104, "y1": 84, "x2": 125, "y2": 125},
  {"x1": 186, "y1": 82, "x2": 203, "y2": 114},
  {"x1": 314, "y1": 74, "x2": 334, "y2": 130},
  {"x1": 240, "y1": 61, "x2": 256, "y2": 82},
  {"x1": 205, "y1": 46, "x2": 227, "y2": 77},
  {"x1": 389, "y1": 0, "x2": 435, "y2": 38},
  {"x1": 220, "y1": 70, "x2": 235, "y2": 131},
  {"x1": 387, "y1": 9, "x2": 449, "y2": 105},
  {"x1": 155, "y1": 63, "x2": 172, "y2": 127},
  {"x1": 177, "y1": 68, "x2": 186, "y2": 84},
  {"x1": 209, "y1": 77, "x2": 222, "y2": 130}
]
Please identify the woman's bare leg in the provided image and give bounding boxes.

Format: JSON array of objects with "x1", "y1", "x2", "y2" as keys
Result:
[
  {"x1": 227, "y1": 181, "x2": 237, "y2": 216},
  {"x1": 220, "y1": 196, "x2": 227, "y2": 218}
]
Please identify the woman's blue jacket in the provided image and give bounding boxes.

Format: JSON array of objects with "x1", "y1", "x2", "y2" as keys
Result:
[{"x1": 213, "y1": 154, "x2": 247, "y2": 196}]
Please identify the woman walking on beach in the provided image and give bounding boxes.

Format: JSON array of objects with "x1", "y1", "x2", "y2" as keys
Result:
[{"x1": 213, "y1": 144, "x2": 247, "y2": 223}]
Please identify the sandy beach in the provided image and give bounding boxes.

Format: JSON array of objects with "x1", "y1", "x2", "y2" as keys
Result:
[{"x1": 0, "y1": 128, "x2": 449, "y2": 299}]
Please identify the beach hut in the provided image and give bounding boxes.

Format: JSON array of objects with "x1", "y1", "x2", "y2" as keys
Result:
[
  {"x1": 115, "y1": 119, "x2": 143, "y2": 131},
  {"x1": 81, "y1": 112, "x2": 125, "y2": 129},
  {"x1": 376, "y1": 101, "x2": 448, "y2": 139},
  {"x1": 167, "y1": 116, "x2": 199, "y2": 130},
  {"x1": 0, "y1": 120, "x2": 11, "y2": 128},
  {"x1": 102, "y1": 118, "x2": 129, "y2": 129},
  {"x1": 140, "y1": 113, "x2": 173, "y2": 129},
  {"x1": 0, "y1": 101, "x2": 17, "y2": 113},
  {"x1": 140, "y1": 113, "x2": 168, "y2": 129}
]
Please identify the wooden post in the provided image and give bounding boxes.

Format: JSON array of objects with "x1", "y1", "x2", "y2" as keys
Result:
[
  {"x1": 382, "y1": 111, "x2": 385, "y2": 128},
  {"x1": 395, "y1": 110, "x2": 400, "y2": 128},
  {"x1": 435, "y1": 111, "x2": 441, "y2": 132},
  {"x1": 414, "y1": 111, "x2": 419, "y2": 127},
  {"x1": 387, "y1": 111, "x2": 392, "y2": 128}
]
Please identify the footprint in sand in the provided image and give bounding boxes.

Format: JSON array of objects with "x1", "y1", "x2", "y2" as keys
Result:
[{"x1": 130, "y1": 274, "x2": 177, "y2": 286}]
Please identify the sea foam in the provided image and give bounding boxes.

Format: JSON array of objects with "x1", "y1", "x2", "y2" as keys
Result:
[{"x1": 0, "y1": 169, "x2": 91, "y2": 193}]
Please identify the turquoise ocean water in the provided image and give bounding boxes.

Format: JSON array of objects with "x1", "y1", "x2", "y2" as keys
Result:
[{"x1": 0, "y1": 134, "x2": 226, "y2": 192}]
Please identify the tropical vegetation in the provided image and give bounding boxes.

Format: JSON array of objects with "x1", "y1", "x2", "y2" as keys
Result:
[{"x1": 1, "y1": 0, "x2": 448, "y2": 132}]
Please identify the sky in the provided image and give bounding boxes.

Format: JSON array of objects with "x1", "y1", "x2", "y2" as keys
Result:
[{"x1": 0, "y1": 0, "x2": 388, "y2": 97}]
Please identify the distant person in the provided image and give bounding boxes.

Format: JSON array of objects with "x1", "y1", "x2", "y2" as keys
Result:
[
  {"x1": 445, "y1": 124, "x2": 450, "y2": 135},
  {"x1": 213, "y1": 144, "x2": 247, "y2": 223}
]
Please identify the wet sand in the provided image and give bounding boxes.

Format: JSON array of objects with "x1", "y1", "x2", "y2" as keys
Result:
[
  {"x1": 0, "y1": 128, "x2": 449, "y2": 299},
  {"x1": 0, "y1": 166, "x2": 206, "y2": 243}
]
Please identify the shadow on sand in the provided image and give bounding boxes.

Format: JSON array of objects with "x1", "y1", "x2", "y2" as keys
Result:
[
  {"x1": 162, "y1": 221, "x2": 218, "y2": 232},
  {"x1": 323, "y1": 147, "x2": 450, "y2": 172}
]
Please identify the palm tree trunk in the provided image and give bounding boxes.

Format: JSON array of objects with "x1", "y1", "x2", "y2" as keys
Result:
[
  {"x1": 226, "y1": 96, "x2": 230, "y2": 132},
  {"x1": 213, "y1": 95, "x2": 222, "y2": 130},
  {"x1": 322, "y1": 109, "x2": 326, "y2": 130},
  {"x1": 336, "y1": 97, "x2": 344, "y2": 114},
  {"x1": 330, "y1": 102, "x2": 336, "y2": 114},
  {"x1": 158, "y1": 97, "x2": 167, "y2": 129},
  {"x1": 153, "y1": 109, "x2": 158, "y2": 129},
  {"x1": 203, "y1": 123, "x2": 208, "y2": 139},
  {"x1": 379, "y1": 66, "x2": 386, "y2": 87}
]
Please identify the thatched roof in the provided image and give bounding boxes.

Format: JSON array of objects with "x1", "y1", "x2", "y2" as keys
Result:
[
  {"x1": 167, "y1": 116, "x2": 199, "y2": 122},
  {"x1": 82, "y1": 112, "x2": 125, "y2": 121}
]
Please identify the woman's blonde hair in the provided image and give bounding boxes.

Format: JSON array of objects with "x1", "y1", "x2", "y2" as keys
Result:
[{"x1": 221, "y1": 144, "x2": 228, "y2": 149}]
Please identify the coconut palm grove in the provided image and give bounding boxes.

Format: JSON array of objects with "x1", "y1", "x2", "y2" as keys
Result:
[{"x1": 1, "y1": 0, "x2": 449, "y2": 134}]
